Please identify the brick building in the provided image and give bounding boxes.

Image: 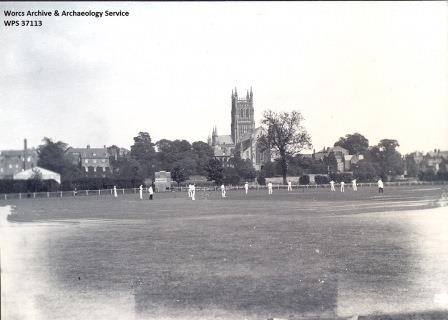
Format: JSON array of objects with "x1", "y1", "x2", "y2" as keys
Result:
[
  {"x1": 66, "y1": 145, "x2": 111, "y2": 176},
  {"x1": 314, "y1": 146, "x2": 363, "y2": 173},
  {"x1": 0, "y1": 139, "x2": 38, "y2": 179}
]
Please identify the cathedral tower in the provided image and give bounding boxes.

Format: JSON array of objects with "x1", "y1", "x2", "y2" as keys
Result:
[{"x1": 231, "y1": 87, "x2": 255, "y2": 143}]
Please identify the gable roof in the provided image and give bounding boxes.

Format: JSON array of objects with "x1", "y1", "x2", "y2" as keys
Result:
[
  {"x1": 67, "y1": 147, "x2": 109, "y2": 159},
  {"x1": 13, "y1": 166, "x2": 61, "y2": 184}
]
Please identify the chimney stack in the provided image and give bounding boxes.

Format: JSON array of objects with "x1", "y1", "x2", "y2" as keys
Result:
[{"x1": 23, "y1": 138, "x2": 28, "y2": 170}]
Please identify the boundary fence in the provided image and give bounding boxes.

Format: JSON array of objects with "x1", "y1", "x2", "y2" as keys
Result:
[{"x1": 0, "y1": 180, "x2": 447, "y2": 201}]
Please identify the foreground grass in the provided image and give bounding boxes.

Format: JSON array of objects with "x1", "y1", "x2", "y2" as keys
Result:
[{"x1": 4, "y1": 186, "x2": 447, "y2": 319}]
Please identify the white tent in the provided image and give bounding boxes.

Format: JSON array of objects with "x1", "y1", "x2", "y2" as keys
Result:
[{"x1": 13, "y1": 167, "x2": 61, "y2": 184}]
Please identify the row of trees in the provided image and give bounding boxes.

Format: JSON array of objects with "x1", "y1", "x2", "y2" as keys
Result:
[
  {"x1": 255, "y1": 129, "x2": 405, "y2": 183},
  {"x1": 34, "y1": 109, "x2": 312, "y2": 186},
  {"x1": 35, "y1": 109, "x2": 430, "y2": 187},
  {"x1": 36, "y1": 133, "x2": 216, "y2": 186}
]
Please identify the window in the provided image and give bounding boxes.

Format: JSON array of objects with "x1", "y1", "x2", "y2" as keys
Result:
[
  {"x1": 85, "y1": 159, "x2": 88, "y2": 163},
  {"x1": 93, "y1": 159, "x2": 97, "y2": 164},
  {"x1": 9, "y1": 164, "x2": 12, "y2": 169},
  {"x1": 0, "y1": 168, "x2": 3, "y2": 172},
  {"x1": 102, "y1": 159, "x2": 106, "y2": 163},
  {"x1": 27, "y1": 156, "x2": 31, "y2": 162},
  {"x1": 15, "y1": 164, "x2": 19, "y2": 168}
]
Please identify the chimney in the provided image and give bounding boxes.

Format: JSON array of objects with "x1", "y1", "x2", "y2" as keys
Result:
[
  {"x1": 23, "y1": 138, "x2": 28, "y2": 170},
  {"x1": 87, "y1": 144, "x2": 90, "y2": 149}
]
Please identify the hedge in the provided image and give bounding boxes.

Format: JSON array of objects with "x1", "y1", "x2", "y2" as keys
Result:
[
  {"x1": 314, "y1": 175, "x2": 330, "y2": 184},
  {"x1": 0, "y1": 177, "x2": 143, "y2": 194},
  {"x1": 0, "y1": 179, "x2": 60, "y2": 193},
  {"x1": 61, "y1": 177, "x2": 143, "y2": 191},
  {"x1": 329, "y1": 173, "x2": 353, "y2": 183},
  {"x1": 299, "y1": 175, "x2": 310, "y2": 185}
]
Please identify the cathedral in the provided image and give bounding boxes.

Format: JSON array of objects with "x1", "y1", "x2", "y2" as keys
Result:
[{"x1": 207, "y1": 88, "x2": 269, "y2": 170}]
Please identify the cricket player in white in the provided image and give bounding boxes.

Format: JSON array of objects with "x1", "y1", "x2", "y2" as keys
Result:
[
  {"x1": 352, "y1": 179, "x2": 357, "y2": 191},
  {"x1": 268, "y1": 182, "x2": 273, "y2": 195},
  {"x1": 340, "y1": 181, "x2": 345, "y2": 192},
  {"x1": 329, "y1": 180, "x2": 335, "y2": 191},
  {"x1": 221, "y1": 184, "x2": 226, "y2": 198},
  {"x1": 139, "y1": 185, "x2": 143, "y2": 200},
  {"x1": 148, "y1": 185, "x2": 154, "y2": 200},
  {"x1": 244, "y1": 182, "x2": 249, "y2": 195},
  {"x1": 187, "y1": 184, "x2": 192, "y2": 198},
  {"x1": 378, "y1": 179, "x2": 384, "y2": 194},
  {"x1": 191, "y1": 184, "x2": 195, "y2": 200},
  {"x1": 113, "y1": 185, "x2": 118, "y2": 198},
  {"x1": 287, "y1": 180, "x2": 292, "y2": 191}
]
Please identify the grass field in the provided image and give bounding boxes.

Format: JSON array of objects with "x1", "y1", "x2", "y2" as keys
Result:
[{"x1": 1, "y1": 185, "x2": 448, "y2": 320}]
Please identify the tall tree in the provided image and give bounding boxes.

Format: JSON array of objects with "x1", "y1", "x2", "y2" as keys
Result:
[
  {"x1": 206, "y1": 158, "x2": 225, "y2": 185},
  {"x1": 27, "y1": 168, "x2": 43, "y2": 192},
  {"x1": 107, "y1": 145, "x2": 128, "y2": 176},
  {"x1": 223, "y1": 167, "x2": 241, "y2": 185},
  {"x1": 334, "y1": 133, "x2": 369, "y2": 155},
  {"x1": 352, "y1": 159, "x2": 378, "y2": 181},
  {"x1": 37, "y1": 137, "x2": 81, "y2": 180},
  {"x1": 258, "y1": 110, "x2": 312, "y2": 184},
  {"x1": 155, "y1": 139, "x2": 196, "y2": 172},
  {"x1": 323, "y1": 151, "x2": 338, "y2": 174},
  {"x1": 170, "y1": 166, "x2": 187, "y2": 186},
  {"x1": 229, "y1": 157, "x2": 257, "y2": 181},
  {"x1": 369, "y1": 139, "x2": 404, "y2": 178},
  {"x1": 130, "y1": 132, "x2": 157, "y2": 178},
  {"x1": 192, "y1": 141, "x2": 214, "y2": 176},
  {"x1": 404, "y1": 154, "x2": 419, "y2": 177}
]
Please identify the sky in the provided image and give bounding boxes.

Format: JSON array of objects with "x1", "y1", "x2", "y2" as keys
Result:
[{"x1": 1, "y1": 1, "x2": 447, "y2": 154}]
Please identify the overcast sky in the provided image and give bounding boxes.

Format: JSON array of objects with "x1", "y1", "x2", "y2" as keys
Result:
[{"x1": 1, "y1": 1, "x2": 447, "y2": 154}]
